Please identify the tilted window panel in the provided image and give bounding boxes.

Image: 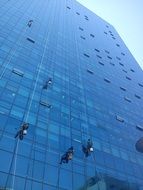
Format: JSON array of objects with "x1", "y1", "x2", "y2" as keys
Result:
[
  {"x1": 27, "y1": 37, "x2": 35, "y2": 43},
  {"x1": 136, "y1": 125, "x2": 143, "y2": 131},
  {"x1": 67, "y1": 6, "x2": 71, "y2": 9},
  {"x1": 120, "y1": 87, "x2": 126, "y2": 91},
  {"x1": 104, "y1": 78, "x2": 111, "y2": 83},
  {"x1": 126, "y1": 76, "x2": 131, "y2": 80},
  {"x1": 87, "y1": 69, "x2": 94, "y2": 74},
  {"x1": 135, "y1": 94, "x2": 141, "y2": 99},
  {"x1": 98, "y1": 61, "x2": 104, "y2": 66},
  {"x1": 76, "y1": 12, "x2": 80, "y2": 15},
  {"x1": 12, "y1": 68, "x2": 24, "y2": 77},
  {"x1": 90, "y1": 34, "x2": 95, "y2": 38},
  {"x1": 84, "y1": 53, "x2": 90, "y2": 58},
  {"x1": 138, "y1": 83, "x2": 143, "y2": 87},
  {"x1": 80, "y1": 36, "x2": 86, "y2": 40},
  {"x1": 40, "y1": 101, "x2": 52, "y2": 108},
  {"x1": 122, "y1": 69, "x2": 127, "y2": 73},
  {"x1": 116, "y1": 115, "x2": 124, "y2": 122},
  {"x1": 79, "y1": 27, "x2": 84, "y2": 31},
  {"x1": 124, "y1": 97, "x2": 132, "y2": 103},
  {"x1": 95, "y1": 48, "x2": 100, "y2": 52}
]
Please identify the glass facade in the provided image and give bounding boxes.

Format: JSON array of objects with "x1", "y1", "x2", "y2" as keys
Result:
[{"x1": 0, "y1": 0, "x2": 143, "y2": 189}]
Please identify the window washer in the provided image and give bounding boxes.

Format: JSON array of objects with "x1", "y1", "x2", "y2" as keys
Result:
[
  {"x1": 60, "y1": 146, "x2": 74, "y2": 164},
  {"x1": 15, "y1": 123, "x2": 29, "y2": 140},
  {"x1": 43, "y1": 81, "x2": 48, "y2": 89},
  {"x1": 43, "y1": 78, "x2": 52, "y2": 89},
  {"x1": 48, "y1": 78, "x2": 52, "y2": 85},
  {"x1": 82, "y1": 139, "x2": 94, "y2": 157},
  {"x1": 27, "y1": 20, "x2": 33, "y2": 27}
]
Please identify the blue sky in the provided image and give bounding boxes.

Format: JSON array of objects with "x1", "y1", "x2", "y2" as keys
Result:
[{"x1": 77, "y1": 0, "x2": 143, "y2": 69}]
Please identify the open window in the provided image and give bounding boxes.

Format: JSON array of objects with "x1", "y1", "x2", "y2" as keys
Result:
[
  {"x1": 84, "y1": 15, "x2": 89, "y2": 20},
  {"x1": 122, "y1": 69, "x2": 127, "y2": 73},
  {"x1": 84, "y1": 53, "x2": 90, "y2": 58},
  {"x1": 104, "y1": 78, "x2": 111, "y2": 83},
  {"x1": 136, "y1": 125, "x2": 143, "y2": 131},
  {"x1": 96, "y1": 55, "x2": 102, "y2": 59},
  {"x1": 116, "y1": 115, "x2": 124, "y2": 122},
  {"x1": 110, "y1": 62, "x2": 115, "y2": 66},
  {"x1": 107, "y1": 56, "x2": 112, "y2": 60},
  {"x1": 12, "y1": 68, "x2": 24, "y2": 77},
  {"x1": 80, "y1": 36, "x2": 86, "y2": 40},
  {"x1": 119, "y1": 62, "x2": 124, "y2": 67},
  {"x1": 116, "y1": 44, "x2": 120, "y2": 47},
  {"x1": 104, "y1": 50, "x2": 110, "y2": 54},
  {"x1": 76, "y1": 12, "x2": 80, "y2": 15},
  {"x1": 90, "y1": 34, "x2": 95, "y2": 38},
  {"x1": 126, "y1": 76, "x2": 131, "y2": 80},
  {"x1": 121, "y1": 52, "x2": 125, "y2": 56},
  {"x1": 138, "y1": 83, "x2": 143, "y2": 87},
  {"x1": 130, "y1": 69, "x2": 135, "y2": 73},
  {"x1": 116, "y1": 56, "x2": 121, "y2": 61},
  {"x1": 79, "y1": 27, "x2": 84, "y2": 31},
  {"x1": 95, "y1": 48, "x2": 100, "y2": 52},
  {"x1": 40, "y1": 101, "x2": 51, "y2": 108},
  {"x1": 87, "y1": 69, "x2": 94, "y2": 75},
  {"x1": 27, "y1": 37, "x2": 35, "y2": 43},
  {"x1": 98, "y1": 61, "x2": 104, "y2": 66},
  {"x1": 135, "y1": 94, "x2": 141, "y2": 99},
  {"x1": 124, "y1": 97, "x2": 131, "y2": 103},
  {"x1": 120, "y1": 87, "x2": 126, "y2": 91}
]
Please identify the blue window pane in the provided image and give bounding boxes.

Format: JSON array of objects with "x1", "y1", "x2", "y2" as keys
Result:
[
  {"x1": 0, "y1": 150, "x2": 12, "y2": 172},
  {"x1": 44, "y1": 165, "x2": 58, "y2": 186},
  {"x1": 59, "y1": 169, "x2": 72, "y2": 190}
]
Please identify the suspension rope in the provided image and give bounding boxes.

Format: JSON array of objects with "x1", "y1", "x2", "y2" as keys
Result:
[
  {"x1": 0, "y1": 2, "x2": 39, "y2": 143},
  {"x1": 5, "y1": 138, "x2": 18, "y2": 188},
  {"x1": 24, "y1": 23, "x2": 49, "y2": 123},
  {"x1": 11, "y1": 139, "x2": 19, "y2": 189},
  {"x1": 23, "y1": 0, "x2": 53, "y2": 187},
  {"x1": 73, "y1": 19, "x2": 91, "y2": 190},
  {"x1": 72, "y1": 7, "x2": 101, "y2": 190},
  {"x1": 56, "y1": 164, "x2": 61, "y2": 190},
  {"x1": 0, "y1": 1, "x2": 34, "y2": 80},
  {"x1": 3, "y1": 1, "x2": 48, "y2": 189},
  {"x1": 23, "y1": 137, "x2": 35, "y2": 190}
]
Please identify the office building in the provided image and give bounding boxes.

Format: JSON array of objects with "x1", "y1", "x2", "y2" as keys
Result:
[{"x1": 0, "y1": 0, "x2": 143, "y2": 189}]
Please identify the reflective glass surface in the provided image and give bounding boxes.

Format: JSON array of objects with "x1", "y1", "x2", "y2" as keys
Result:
[{"x1": 0, "y1": 0, "x2": 143, "y2": 189}]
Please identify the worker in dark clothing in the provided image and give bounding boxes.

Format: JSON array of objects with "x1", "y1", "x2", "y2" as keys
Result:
[
  {"x1": 27, "y1": 20, "x2": 33, "y2": 27},
  {"x1": 48, "y1": 78, "x2": 52, "y2": 85},
  {"x1": 60, "y1": 146, "x2": 74, "y2": 164},
  {"x1": 82, "y1": 139, "x2": 93, "y2": 157},
  {"x1": 15, "y1": 123, "x2": 29, "y2": 140},
  {"x1": 43, "y1": 81, "x2": 48, "y2": 89},
  {"x1": 43, "y1": 78, "x2": 52, "y2": 89}
]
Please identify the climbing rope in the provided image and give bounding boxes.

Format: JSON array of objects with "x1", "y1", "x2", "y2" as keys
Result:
[
  {"x1": 23, "y1": 137, "x2": 36, "y2": 190},
  {"x1": 11, "y1": 139, "x2": 19, "y2": 189},
  {"x1": 0, "y1": 3, "x2": 34, "y2": 80},
  {"x1": 23, "y1": 0, "x2": 54, "y2": 187},
  {"x1": 72, "y1": 9, "x2": 101, "y2": 189},
  {"x1": 5, "y1": 138, "x2": 18, "y2": 189},
  {"x1": 3, "y1": 2, "x2": 48, "y2": 189},
  {"x1": 56, "y1": 163, "x2": 61, "y2": 190},
  {"x1": 24, "y1": 15, "x2": 50, "y2": 123}
]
